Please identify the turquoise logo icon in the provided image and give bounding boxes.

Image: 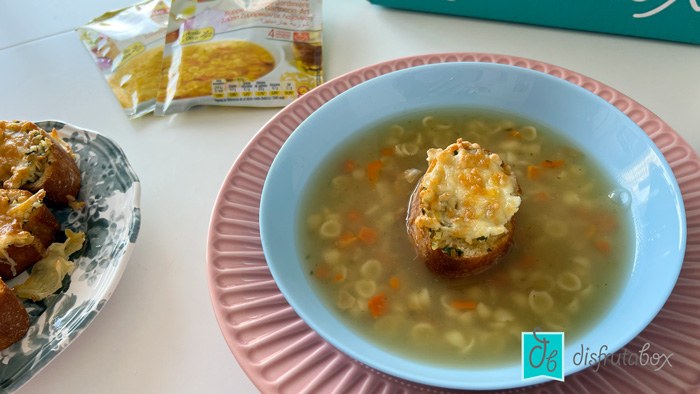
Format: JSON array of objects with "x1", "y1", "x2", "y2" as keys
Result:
[{"x1": 522, "y1": 330, "x2": 565, "y2": 381}]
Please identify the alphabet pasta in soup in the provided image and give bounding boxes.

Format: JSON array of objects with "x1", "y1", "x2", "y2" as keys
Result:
[{"x1": 298, "y1": 109, "x2": 632, "y2": 367}]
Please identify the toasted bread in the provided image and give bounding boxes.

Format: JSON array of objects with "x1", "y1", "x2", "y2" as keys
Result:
[
  {"x1": 0, "y1": 121, "x2": 81, "y2": 205},
  {"x1": 0, "y1": 189, "x2": 59, "y2": 280},
  {"x1": 0, "y1": 278, "x2": 29, "y2": 350},
  {"x1": 407, "y1": 139, "x2": 521, "y2": 278}
]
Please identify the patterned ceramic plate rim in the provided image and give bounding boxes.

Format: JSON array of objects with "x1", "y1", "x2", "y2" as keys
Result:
[
  {"x1": 0, "y1": 120, "x2": 141, "y2": 393},
  {"x1": 207, "y1": 53, "x2": 700, "y2": 393}
]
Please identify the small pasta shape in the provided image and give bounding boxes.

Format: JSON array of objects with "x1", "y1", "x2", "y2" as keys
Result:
[
  {"x1": 354, "y1": 279, "x2": 376, "y2": 298},
  {"x1": 332, "y1": 265, "x2": 347, "y2": 282},
  {"x1": 389, "y1": 124, "x2": 405, "y2": 137},
  {"x1": 331, "y1": 175, "x2": 351, "y2": 190},
  {"x1": 422, "y1": 116, "x2": 437, "y2": 129},
  {"x1": 434, "y1": 121, "x2": 454, "y2": 131},
  {"x1": 411, "y1": 322, "x2": 435, "y2": 343},
  {"x1": 529, "y1": 290, "x2": 554, "y2": 315},
  {"x1": 557, "y1": 272, "x2": 582, "y2": 292},
  {"x1": 408, "y1": 288, "x2": 431, "y2": 311},
  {"x1": 476, "y1": 302, "x2": 492, "y2": 320},
  {"x1": 336, "y1": 290, "x2": 356, "y2": 310},
  {"x1": 572, "y1": 256, "x2": 591, "y2": 267},
  {"x1": 403, "y1": 168, "x2": 422, "y2": 183},
  {"x1": 520, "y1": 126, "x2": 537, "y2": 141},
  {"x1": 445, "y1": 330, "x2": 470, "y2": 350},
  {"x1": 360, "y1": 259, "x2": 383, "y2": 279},
  {"x1": 323, "y1": 248, "x2": 341, "y2": 265},
  {"x1": 562, "y1": 191, "x2": 581, "y2": 206},
  {"x1": 319, "y1": 219, "x2": 342, "y2": 238},
  {"x1": 580, "y1": 285, "x2": 593, "y2": 298},
  {"x1": 394, "y1": 143, "x2": 420, "y2": 156},
  {"x1": 498, "y1": 139, "x2": 520, "y2": 151},
  {"x1": 494, "y1": 308, "x2": 514, "y2": 323},
  {"x1": 458, "y1": 311, "x2": 475, "y2": 325}
]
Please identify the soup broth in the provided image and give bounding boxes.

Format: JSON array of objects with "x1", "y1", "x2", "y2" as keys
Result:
[{"x1": 298, "y1": 109, "x2": 632, "y2": 367}]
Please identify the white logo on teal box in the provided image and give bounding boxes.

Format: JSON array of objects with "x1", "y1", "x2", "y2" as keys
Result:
[{"x1": 521, "y1": 330, "x2": 565, "y2": 381}]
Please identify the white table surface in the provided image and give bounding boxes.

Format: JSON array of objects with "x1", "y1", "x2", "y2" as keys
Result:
[{"x1": 2, "y1": 1, "x2": 699, "y2": 393}]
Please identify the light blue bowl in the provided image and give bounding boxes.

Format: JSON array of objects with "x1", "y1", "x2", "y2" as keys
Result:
[{"x1": 259, "y1": 62, "x2": 686, "y2": 390}]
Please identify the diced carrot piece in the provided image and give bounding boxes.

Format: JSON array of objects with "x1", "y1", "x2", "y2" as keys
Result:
[
  {"x1": 333, "y1": 274, "x2": 345, "y2": 282},
  {"x1": 533, "y1": 191, "x2": 549, "y2": 202},
  {"x1": 342, "y1": 159, "x2": 356, "y2": 173},
  {"x1": 595, "y1": 239, "x2": 611, "y2": 254},
  {"x1": 368, "y1": 292, "x2": 388, "y2": 318},
  {"x1": 313, "y1": 264, "x2": 330, "y2": 280},
  {"x1": 346, "y1": 210, "x2": 362, "y2": 221},
  {"x1": 358, "y1": 226, "x2": 378, "y2": 245},
  {"x1": 518, "y1": 255, "x2": 537, "y2": 269},
  {"x1": 389, "y1": 276, "x2": 400, "y2": 290},
  {"x1": 366, "y1": 160, "x2": 383, "y2": 183},
  {"x1": 540, "y1": 159, "x2": 565, "y2": 168},
  {"x1": 586, "y1": 224, "x2": 597, "y2": 238},
  {"x1": 380, "y1": 147, "x2": 394, "y2": 156},
  {"x1": 510, "y1": 130, "x2": 522, "y2": 138},
  {"x1": 527, "y1": 165, "x2": 542, "y2": 180},
  {"x1": 450, "y1": 300, "x2": 477, "y2": 310},
  {"x1": 592, "y1": 213, "x2": 617, "y2": 234},
  {"x1": 337, "y1": 231, "x2": 357, "y2": 248}
]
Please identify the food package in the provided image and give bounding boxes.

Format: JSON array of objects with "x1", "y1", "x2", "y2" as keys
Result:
[
  {"x1": 155, "y1": 0, "x2": 323, "y2": 115},
  {"x1": 77, "y1": 0, "x2": 171, "y2": 118}
]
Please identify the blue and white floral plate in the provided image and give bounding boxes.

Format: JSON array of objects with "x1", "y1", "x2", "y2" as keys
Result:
[{"x1": 0, "y1": 121, "x2": 141, "y2": 393}]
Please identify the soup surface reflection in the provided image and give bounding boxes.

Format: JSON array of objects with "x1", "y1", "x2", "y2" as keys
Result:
[{"x1": 298, "y1": 109, "x2": 632, "y2": 367}]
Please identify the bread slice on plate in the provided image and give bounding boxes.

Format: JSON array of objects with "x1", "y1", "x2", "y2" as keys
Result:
[
  {"x1": 0, "y1": 278, "x2": 29, "y2": 350},
  {"x1": 0, "y1": 120, "x2": 81, "y2": 205},
  {"x1": 407, "y1": 139, "x2": 521, "y2": 278},
  {"x1": 0, "y1": 189, "x2": 59, "y2": 280}
]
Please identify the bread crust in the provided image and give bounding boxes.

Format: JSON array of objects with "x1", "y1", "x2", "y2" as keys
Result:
[
  {"x1": 0, "y1": 189, "x2": 59, "y2": 280},
  {"x1": 0, "y1": 279, "x2": 29, "y2": 350},
  {"x1": 407, "y1": 182, "x2": 515, "y2": 277},
  {"x1": 25, "y1": 130, "x2": 81, "y2": 205}
]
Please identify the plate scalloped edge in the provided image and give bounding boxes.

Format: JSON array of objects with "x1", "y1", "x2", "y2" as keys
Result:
[
  {"x1": 0, "y1": 120, "x2": 142, "y2": 394},
  {"x1": 207, "y1": 53, "x2": 700, "y2": 393}
]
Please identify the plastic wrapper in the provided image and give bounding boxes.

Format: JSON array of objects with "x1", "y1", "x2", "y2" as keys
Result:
[
  {"x1": 77, "y1": 0, "x2": 170, "y2": 118},
  {"x1": 155, "y1": 0, "x2": 323, "y2": 115}
]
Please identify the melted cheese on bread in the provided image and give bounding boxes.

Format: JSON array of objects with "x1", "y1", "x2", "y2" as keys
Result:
[
  {"x1": 414, "y1": 139, "x2": 520, "y2": 251},
  {"x1": 0, "y1": 121, "x2": 50, "y2": 189},
  {"x1": 0, "y1": 190, "x2": 46, "y2": 275}
]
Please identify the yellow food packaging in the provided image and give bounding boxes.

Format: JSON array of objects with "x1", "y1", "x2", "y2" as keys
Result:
[
  {"x1": 77, "y1": 0, "x2": 170, "y2": 118},
  {"x1": 155, "y1": 0, "x2": 323, "y2": 115}
]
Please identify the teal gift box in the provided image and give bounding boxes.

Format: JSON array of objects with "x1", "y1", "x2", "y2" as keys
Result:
[{"x1": 368, "y1": 0, "x2": 700, "y2": 45}]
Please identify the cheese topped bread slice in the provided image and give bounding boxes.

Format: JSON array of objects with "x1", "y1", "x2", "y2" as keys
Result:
[
  {"x1": 408, "y1": 139, "x2": 521, "y2": 277},
  {"x1": 0, "y1": 121, "x2": 81, "y2": 205},
  {"x1": 0, "y1": 189, "x2": 59, "y2": 280}
]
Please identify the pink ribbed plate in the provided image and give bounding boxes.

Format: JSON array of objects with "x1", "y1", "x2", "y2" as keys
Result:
[{"x1": 206, "y1": 53, "x2": 700, "y2": 393}]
